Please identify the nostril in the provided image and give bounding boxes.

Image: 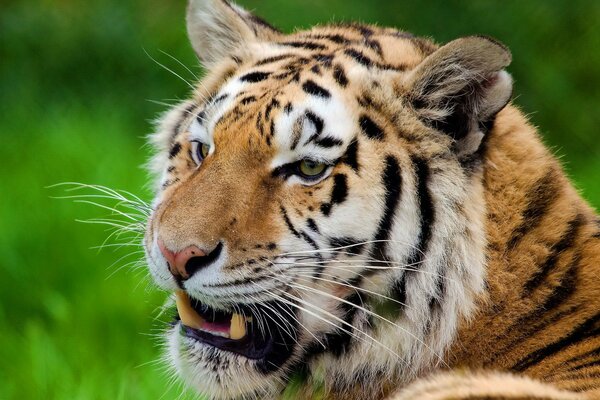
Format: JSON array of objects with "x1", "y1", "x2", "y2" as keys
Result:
[{"x1": 184, "y1": 242, "x2": 224, "y2": 277}]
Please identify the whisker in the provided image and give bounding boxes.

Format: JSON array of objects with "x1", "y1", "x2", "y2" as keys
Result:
[
  {"x1": 271, "y1": 285, "x2": 411, "y2": 369},
  {"x1": 274, "y1": 261, "x2": 458, "y2": 285},
  {"x1": 251, "y1": 281, "x2": 326, "y2": 349},
  {"x1": 289, "y1": 271, "x2": 412, "y2": 309},
  {"x1": 286, "y1": 280, "x2": 448, "y2": 368},
  {"x1": 246, "y1": 293, "x2": 300, "y2": 347},
  {"x1": 158, "y1": 49, "x2": 198, "y2": 81},
  {"x1": 50, "y1": 182, "x2": 150, "y2": 210},
  {"x1": 144, "y1": 48, "x2": 196, "y2": 91},
  {"x1": 279, "y1": 239, "x2": 424, "y2": 258}
]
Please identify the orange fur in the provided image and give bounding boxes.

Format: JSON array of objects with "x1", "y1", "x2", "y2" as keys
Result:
[{"x1": 145, "y1": 3, "x2": 600, "y2": 398}]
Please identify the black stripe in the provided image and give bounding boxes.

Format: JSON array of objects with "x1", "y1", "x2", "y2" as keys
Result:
[
  {"x1": 240, "y1": 95, "x2": 257, "y2": 105},
  {"x1": 408, "y1": 157, "x2": 435, "y2": 265},
  {"x1": 569, "y1": 358, "x2": 600, "y2": 372},
  {"x1": 169, "y1": 142, "x2": 182, "y2": 159},
  {"x1": 284, "y1": 102, "x2": 293, "y2": 114},
  {"x1": 269, "y1": 119, "x2": 275, "y2": 137},
  {"x1": 239, "y1": 71, "x2": 271, "y2": 83},
  {"x1": 507, "y1": 168, "x2": 559, "y2": 250},
  {"x1": 527, "y1": 253, "x2": 580, "y2": 324},
  {"x1": 320, "y1": 203, "x2": 332, "y2": 216},
  {"x1": 513, "y1": 312, "x2": 600, "y2": 372},
  {"x1": 370, "y1": 156, "x2": 402, "y2": 262},
  {"x1": 495, "y1": 268, "x2": 580, "y2": 361},
  {"x1": 567, "y1": 346, "x2": 600, "y2": 368},
  {"x1": 300, "y1": 231, "x2": 319, "y2": 250},
  {"x1": 212, "y1": 93, "x2": 228, "y2": 103},
  {"x1": 341, "y1": 140, "x2": 360, "y2": 173},
  {"x1": 319, "y1": 174, "x2": 349, "y2": 217},
  {"x1": 314, "y1": 53, "x2": 334, "y2": 67},
  {"x1": 333, "y1": 64, "x2": 349, "y2": 87},
  {"x1": 305, "y1": 111, "x2": 324, "y2": 134},
  {"x1": 255, "y1": 111, "x2": 264, "y2": 136},
  {"x1": 523, "y1": 214, "x2": 583, "y2": 295},
  {"x1": 280, "y1": 41, "x2": 327, "y2": 50},
  {"x1": 330, "y1": 174, "x2": 348, "y2": 205},
  {"x1": 302, "y1": 80, "x2": 331, "y2": 98},
  {"x1": 306, "y1": 218, "x2": 320, "y2": 233},
  {"x1": 344, "y1": 49, "x2": 373, "y2": 68},
  {"x1": 290, "y1": 119, "x2": 303, "y2": 151},
  {"x1": 359, "y1": 115, "x2": 385, "y2": 140},
  {"x1": 314, "y1": 136, "x2": 343, "y2": 148},
  {"x1": 427, "y1": 269, "x2": 446, "y2": 314},
  {"x1": 306, "y1": 33, "x2": 351, "y2": 44},
  {"x1": 391, "y1": 157, "x2": 434, "y2": 303},
  {"x1": 265, "y1": 98, "x2": 280, "y2": 120},
  {"x1": 255, "y1": 54, "x2": 293, "y2": 66},
  {"x1": 196, "y1": 110, "x2": 206, "y2": 125},
  {"x1": 280, "y1": 206, "x2": 301, "y2": 239},
  {"x1": 365, "y1": 39, "x2": 383, "y2": 56}
]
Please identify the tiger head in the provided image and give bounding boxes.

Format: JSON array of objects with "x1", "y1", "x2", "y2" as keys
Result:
[{"x1": 144, "y1": 0, "x2": 513, "y2": 398}]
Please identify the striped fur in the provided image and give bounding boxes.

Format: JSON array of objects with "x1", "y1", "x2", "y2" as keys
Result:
[{"x1": 142, "y1": 1, "x2": 600, "y2": 399}]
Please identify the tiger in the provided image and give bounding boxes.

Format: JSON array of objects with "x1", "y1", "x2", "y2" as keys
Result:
[{"x1": 142, "y1": 0, "x2": 600, "y2": 399}]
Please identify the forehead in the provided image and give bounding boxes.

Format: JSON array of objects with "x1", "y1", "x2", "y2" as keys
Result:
[{"x1": 188, "y1": 25, "x2": 432, "y2": 162}]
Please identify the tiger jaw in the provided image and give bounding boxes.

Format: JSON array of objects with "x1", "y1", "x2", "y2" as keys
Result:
[{"x1": 170, "y1": 288, "x2": 300, "y2": 373}]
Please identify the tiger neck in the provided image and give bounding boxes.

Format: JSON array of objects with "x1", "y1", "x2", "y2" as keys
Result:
[{"x1": 450, "y1": 105, "x2": 600, "y2": 375}]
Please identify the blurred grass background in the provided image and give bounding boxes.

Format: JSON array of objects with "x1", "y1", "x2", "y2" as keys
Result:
[{"x1": 1, "y1": 0, "x2": 598, "y2": 398}]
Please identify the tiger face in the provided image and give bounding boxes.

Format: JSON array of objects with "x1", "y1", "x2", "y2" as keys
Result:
[{"x1": 144, "y1": 0, "x2": 513, "y2": 398}]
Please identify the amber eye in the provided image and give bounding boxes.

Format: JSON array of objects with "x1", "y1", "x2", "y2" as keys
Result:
[
  {"x1": 298, "y1": 159, "x2": 327, "y2": 178},
  {"x1": 192, "y1": 141, "x2": 210, "y2": 164},
  {"x1": 199, "y1": 143, "x2": 210, "y2": 159}
]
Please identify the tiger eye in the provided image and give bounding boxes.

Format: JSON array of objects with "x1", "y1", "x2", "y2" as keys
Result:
[
  {"x1": 299, "y1": 160, "x2": 327, "y2": 177},
  {"x1": 200, "y1": 143, "x2": 210, "y2": 159}
]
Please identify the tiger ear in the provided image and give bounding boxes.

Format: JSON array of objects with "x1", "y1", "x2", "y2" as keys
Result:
[
  {"x1": 187, "y1": 0, "x2": 281, "y2": 67},
  {"x1": 405, "y1": 36, "x2": 513, "y2": 156}
]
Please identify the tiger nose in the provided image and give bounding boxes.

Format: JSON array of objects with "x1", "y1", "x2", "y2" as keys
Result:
[{"x1": 158, "y1": 239, "x2": 208, "y2": 280}]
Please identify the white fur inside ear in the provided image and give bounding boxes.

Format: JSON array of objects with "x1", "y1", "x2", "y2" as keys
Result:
[
  {"x1": 457, "y1": 70, "x2": 512, "y2": 156},
  {"x1": 479, "y1": 70, "x2": 513, "y2": 120}
]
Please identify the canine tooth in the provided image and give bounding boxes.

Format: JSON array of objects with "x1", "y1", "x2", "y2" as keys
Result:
[
  {"x1": 229, "y1": 313, "x2": 247, "y2": 340},
  {"x1": 175, "y1": 291, "x2": 204, "y2": 330}
]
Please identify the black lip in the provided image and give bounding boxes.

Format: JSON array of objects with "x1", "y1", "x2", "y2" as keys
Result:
[
  {"x1": 181, "y1": 323, "x2": 271, "y2": 359},
  {"x1": 176, "y1": 299, "x2": 299, "y2": 373}
]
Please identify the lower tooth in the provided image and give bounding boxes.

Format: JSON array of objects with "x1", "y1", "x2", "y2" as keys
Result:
[{"x1": 229, "y1": 313, "x2": 247, "y2": 340}]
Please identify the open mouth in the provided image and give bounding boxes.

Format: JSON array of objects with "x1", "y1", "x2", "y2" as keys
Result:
[{"x1": 175, "y1": 291, "x2": 297, "y2": 365}]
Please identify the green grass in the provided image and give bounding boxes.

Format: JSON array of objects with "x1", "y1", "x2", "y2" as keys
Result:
[{"x1": 1, "y1": 0, "x2": 598, "y2": 399}]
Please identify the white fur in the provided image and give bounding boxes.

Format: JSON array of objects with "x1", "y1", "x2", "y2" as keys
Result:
[{"x1": 145, "y1": 4, "x2": 494, "y2": 399}]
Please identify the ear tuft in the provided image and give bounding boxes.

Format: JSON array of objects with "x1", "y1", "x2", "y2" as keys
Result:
[
  {"x1": 406, "y1": 36, "x2": 513, "y2": 156},
  {"x1": 187, "y1": 0, "x2": 280, "y2": 67}
]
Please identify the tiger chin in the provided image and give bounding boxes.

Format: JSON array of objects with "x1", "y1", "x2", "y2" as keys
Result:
[{"x1": 142, "y1": 1, "x2": 600, "y2": 399}]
